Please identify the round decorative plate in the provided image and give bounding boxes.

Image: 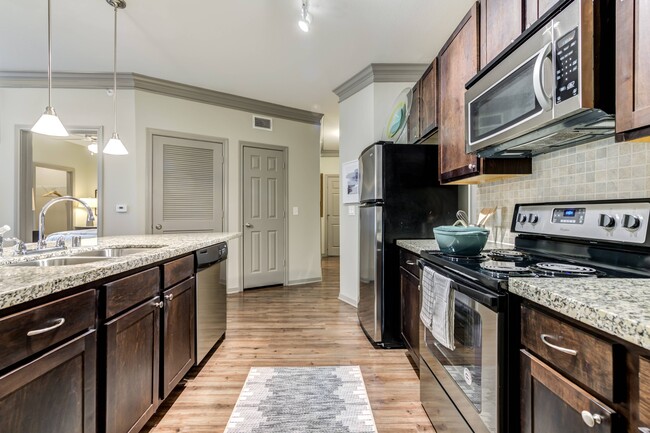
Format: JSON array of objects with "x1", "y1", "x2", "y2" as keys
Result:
[{"x1": 382, "y1": 87, "x2": 412, "y2": 142}]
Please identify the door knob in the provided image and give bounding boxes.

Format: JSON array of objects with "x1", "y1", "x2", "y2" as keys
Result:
[
  {"x1": 245, "y1": 223, "x2": 253, "y2": 228},
  {"x1": 155, "y1": 224, "x2": 162, "y2": 230}
]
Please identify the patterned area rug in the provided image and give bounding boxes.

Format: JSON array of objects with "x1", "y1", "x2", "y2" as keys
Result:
[{"x1": 224, "y1": 366, "x2": 378, "y2": 433}]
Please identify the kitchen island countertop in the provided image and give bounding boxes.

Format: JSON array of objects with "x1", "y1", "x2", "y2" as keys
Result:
[{"x1": 0, "y1": 233, "x2": 240, "y2": 311}]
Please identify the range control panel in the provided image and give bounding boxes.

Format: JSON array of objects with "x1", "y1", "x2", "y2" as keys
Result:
[{"x1": 512, "y1": 201, "x2": 650, "y2": 245}]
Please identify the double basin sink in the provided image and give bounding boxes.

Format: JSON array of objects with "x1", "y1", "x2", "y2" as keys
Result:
[{"x1": 11, "y1": 247, "x2": 160, "y2": 267}]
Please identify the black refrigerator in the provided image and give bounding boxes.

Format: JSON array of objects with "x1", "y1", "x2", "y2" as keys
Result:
[{"x1": 357, "y1": 142, "x2": 458, "y2": 348}]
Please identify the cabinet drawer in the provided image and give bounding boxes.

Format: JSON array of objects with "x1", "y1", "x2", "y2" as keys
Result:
[
  {"x1": 521, "y1": 305, "x2": 615, "y2": 401},
  {"x1": 163, "y1": 255, "x2": 194, "y2": 288},
  {"x1": 0, "y1": 289, "x2": 96, "y2": 372},
  {"x1": 104, "y1": 267, "x2": 160, "y2": 319},
  {"x1": 399, "y1": 250, "x2": 420, "y2": 277}
]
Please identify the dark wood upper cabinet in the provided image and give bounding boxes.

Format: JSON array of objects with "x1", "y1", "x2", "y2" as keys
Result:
[
  {"x1": 161, "y1": 277, "x2": 196, "y2": 399},
  {"x1": 0, "y1": 331, "x2": 96, "y2": 433},
  {"x1": 525, "y1": 0, "x2": 562, "y2": 28},
  {"x1": 420, "y1": 59, "x2": 438, "y2": 136},
  {"x1": 438, "y1": 2, "x2": 531, "y2": 184},
  {"x1": 480, "y1": 0, "x2": 524, "y2": 67},
  {"x1": 615, "y1": 0, "x2": 650, "y2": 142},
  {"x1": 408, "y1": 82, "x2": 421, "y2": 143}
]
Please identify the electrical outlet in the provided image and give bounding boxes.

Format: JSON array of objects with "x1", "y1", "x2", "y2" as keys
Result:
[{"x1": 115, "y1": 204, "x2": 128, "y2": 213}]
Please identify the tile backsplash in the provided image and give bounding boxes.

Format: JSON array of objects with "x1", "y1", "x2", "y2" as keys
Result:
[{"x1": 477, "y1": 137, "x2": 650, "y2": 245}]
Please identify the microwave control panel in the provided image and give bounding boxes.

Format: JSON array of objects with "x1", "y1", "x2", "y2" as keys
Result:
[{"x1": 555, "y1": 27, "x2": 579, "y2": 104}]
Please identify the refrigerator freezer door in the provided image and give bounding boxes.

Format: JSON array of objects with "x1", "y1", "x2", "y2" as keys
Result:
[
  {"x1": 360, "y1": 144, "x2": 383, "y2": 203},
  {"x1": 358, "y1": 204, "x2": 383, "y2": 343}
]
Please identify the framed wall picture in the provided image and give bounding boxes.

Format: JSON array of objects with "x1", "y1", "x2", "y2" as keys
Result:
[{"x1": 341, "y1": 160, "x2": 360, "y2": 204}]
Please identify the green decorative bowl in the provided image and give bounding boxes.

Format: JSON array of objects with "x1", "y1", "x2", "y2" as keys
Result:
[{"x1": 433, "y1": 225, "x2": 490, "y2": 256}]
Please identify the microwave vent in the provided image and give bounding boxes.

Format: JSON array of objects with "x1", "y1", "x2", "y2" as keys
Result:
[{"x1": 510, "y1": 130, "x2": 597, "y2": 151}]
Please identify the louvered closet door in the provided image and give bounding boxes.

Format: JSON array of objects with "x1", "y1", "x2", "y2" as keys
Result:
[
  {"x1": 152, "y1": 136, "x2": 224, "y2": 233},
  {"x1": 243, "y1": 146, "x2": 286, "y2": 289}
]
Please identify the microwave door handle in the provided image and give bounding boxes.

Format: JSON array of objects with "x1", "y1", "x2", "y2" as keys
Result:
[{"x1": 533, "y1": 42, "x2": 553, "y2": 111}]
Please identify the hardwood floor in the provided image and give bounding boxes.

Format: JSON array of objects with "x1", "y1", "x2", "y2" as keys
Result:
[{"x1": 142, "y1": 257, "x2": 435, "y2": 433}]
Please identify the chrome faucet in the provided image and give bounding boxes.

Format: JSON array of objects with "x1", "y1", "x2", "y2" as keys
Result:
[{"x1": 38, "y1": 196, "x2": 95, "y2": 249}]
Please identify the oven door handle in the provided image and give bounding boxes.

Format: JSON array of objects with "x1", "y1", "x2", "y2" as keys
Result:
[{"x1": 419, "y1": 260, "x2": 500, "y2": 308}]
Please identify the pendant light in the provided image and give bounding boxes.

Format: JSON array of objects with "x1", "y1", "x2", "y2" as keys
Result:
[
  {"x1": 31, "y1": 0, "x2": 68, "y2": 137},
  {"x1": 103, "y1": 0, "x2": 128, "y2": 155}
]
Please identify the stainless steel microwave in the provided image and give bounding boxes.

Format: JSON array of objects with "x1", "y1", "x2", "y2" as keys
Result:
[{"x1": 465, "y1": 0, "x2": 614, "y2": 158}]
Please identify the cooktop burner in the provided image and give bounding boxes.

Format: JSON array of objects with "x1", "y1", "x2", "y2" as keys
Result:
[
  {"x1": 440, "y1": 253, "x2": 489, "y2": 263},
  {"x1": 488, "y1": 249, "x2": 528, "y2": 261},
  {"x1": 480, "y1": 261, "x2": 530, "y2": 273},
  {"x1": 528, "y1": 262, "x2": 604, "y2": 278}
]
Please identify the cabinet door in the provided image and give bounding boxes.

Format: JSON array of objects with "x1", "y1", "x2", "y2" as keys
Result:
[
  {"x1": 0, "y1": 331, "x2": 96, "y2": 433},
  {"x1": 161, "y1": 277, "x2": 196, "y2": 398},
  {"x1": 481, "y1": 0, "x2": 523, "y2": 67},
  {"x1": 439, "y1": 2, "x2": 480, "y2": 182},
  {"x1": 639, "y1": 356, "x2": 650, "y2": 431},
  {"x1": 525, "y1": 0, "x2": 561, "y2": 28},
  {"x1": 105, "y1": 298, "x2": 160, "y2": 433},
  {"x1": 420, "y1": 59, "x2": 438, "y2": 136},
  {"x1": 400, "y1": 268, "x2": 420, "y2": 363},
  {"x1": 616, "y1": 0, "x2": 650, "y2": 140},
  {"x1": 521, "y1": 350, "x2": 617, "y2": 433},
  {"x1": 408, "y1": 82, "x2": 421, "y2": 143}
]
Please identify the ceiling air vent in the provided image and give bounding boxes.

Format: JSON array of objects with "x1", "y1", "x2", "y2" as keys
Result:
[{"x1": 253, "y1": 115, "x2": 273, "y2": 131}]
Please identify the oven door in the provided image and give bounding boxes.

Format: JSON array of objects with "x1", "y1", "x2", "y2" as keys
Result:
[{"x1": 419, "y1": 261, "x2": 505, "y2": 433}]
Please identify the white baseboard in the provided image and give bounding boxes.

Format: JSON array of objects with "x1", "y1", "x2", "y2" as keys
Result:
[
  {"x1": 226, "y1": 286, "x2": 242, "y2": 294},
  {"x1": 338, "y1": 293, "x2": 358, "y2": 308},
  {"x1": 286, "y1": 277, "x2": 322, "y2": 286}
]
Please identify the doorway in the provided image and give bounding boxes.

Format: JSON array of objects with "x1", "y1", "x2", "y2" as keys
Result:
[
  {"x1": 151, "y1": 134, "x2": 225, "y2": 233},
  {"x1": 241, "y1": 143, "x2": 288, "y2": 289},
  {"x1": 323, "y1": 174, "x2": 340, "y2": 256}
]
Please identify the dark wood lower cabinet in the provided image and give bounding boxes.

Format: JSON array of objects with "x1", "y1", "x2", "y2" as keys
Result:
[
  {"x1": 0, "y1": 331, "x2": 96, "y2": 433},
  {"x1": 105, "y1": 298, "x2": 160, "y2": 433},
  {"x1": 162, "y1": 277, "x2": 196, "y2": 398},
  {"x1": 400, "y1": 268, "x2": 420, "y2": 365},
  {"x1": 521, "y1": 349, "x2": 617, "y2": 433}
]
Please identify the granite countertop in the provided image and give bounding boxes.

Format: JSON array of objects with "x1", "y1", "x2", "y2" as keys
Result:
[
  {"x1": 396, "y1": 239, "x2": 439, "y2": 255},
  {"x1": 510, "y1": 278, "x2": 650, "y2": 351},
  {"x1": 0, "y1": 233, "x2": 240, "y2": 311}
]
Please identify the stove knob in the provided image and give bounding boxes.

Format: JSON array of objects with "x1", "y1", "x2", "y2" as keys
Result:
[
  {"x1": 598, "y1": 214, "x2": 616, "y2": 229},
  {"x1": 517, "y1": 214, "x2": 527, "y2": 224},
  {"x1": 623, "y1": 214, "x2": 641, "y2": 230},
  {"x1": 529, "y1": 214, "x2": 539, "y2": 224}
]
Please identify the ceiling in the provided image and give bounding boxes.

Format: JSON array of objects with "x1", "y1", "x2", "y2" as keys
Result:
[{"x1": 1, "y1": 0, "x2": 473, "y2": 152}]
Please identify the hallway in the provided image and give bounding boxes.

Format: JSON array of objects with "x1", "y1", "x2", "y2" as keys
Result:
[{"x1": 143, "y1": 257, "x2": 434, "y2": 432}]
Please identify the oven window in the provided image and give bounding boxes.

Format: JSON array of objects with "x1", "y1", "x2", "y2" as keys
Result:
[
  {"x1": 469, "y1": 56, "x2": 542, "y2": 143},
  {"x1": 426, "y1": 292, "x2": 484, "y2": 411}
]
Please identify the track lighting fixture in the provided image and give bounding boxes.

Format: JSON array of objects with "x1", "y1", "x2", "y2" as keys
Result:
[{"x1": 298, "y1": 0, "x2": 312, "y2": 32}]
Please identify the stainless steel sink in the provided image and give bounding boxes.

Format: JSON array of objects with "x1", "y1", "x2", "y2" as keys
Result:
[
  {"x1": 10, "y1": 256, "x2": 110, "y2": 267},
  {"x1": 72, "y1": 247, "x2": 160, "y2": 258}
]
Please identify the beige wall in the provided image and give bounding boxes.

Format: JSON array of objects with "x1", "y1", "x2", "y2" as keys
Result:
[
  {"x1": 0, "y1": 87, "x2": 322, "y2": 292},
  {"x1": 476, "y1": 137, "x2": 650, "y2": 245}
]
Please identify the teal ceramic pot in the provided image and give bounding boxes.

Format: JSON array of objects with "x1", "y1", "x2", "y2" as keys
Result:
[{"x1": 433, "y1": 225, "x2": 490, "y2": 256}]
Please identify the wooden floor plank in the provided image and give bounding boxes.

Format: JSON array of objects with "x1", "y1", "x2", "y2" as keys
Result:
[{"x1": 141, "y1": 257, "x2": 434, "y2": 433}]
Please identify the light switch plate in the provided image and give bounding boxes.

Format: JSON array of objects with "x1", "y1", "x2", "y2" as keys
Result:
[
  {"x1": 115, "y1": 204, "x2": 128, "y2": 213},
  {"x1": 292, "y1": 206, "x2": 299, "y2": 216},
  {"x1": 348, "y1": 206, "x2": 356, "y2": 216}
]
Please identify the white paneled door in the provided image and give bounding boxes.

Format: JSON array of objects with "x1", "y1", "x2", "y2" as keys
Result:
[
  {"x1": 242, "y1": 146, "x2": 286, "y2": 289},
  {"x1": 152, "y1": 135, "x2": 224, "y2": 233},
  {"x1": 325, "y1": 175, "x2": 340, "y2": 256}
]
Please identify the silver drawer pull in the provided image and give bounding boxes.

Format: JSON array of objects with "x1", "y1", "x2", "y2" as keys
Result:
[
  {"x1": 581, "y1": 410, "x2": 604, "y2": 427},
  {"x1": 27, "y1": 318, "x2": 66, "y2": 336},
  {"x1": 540, "y1": 334, "x2": 578, "y2": 356},
  {"x1": 405, "y1": 260, "x2": 416, "y2": 265},
  {"x1": 165, "y1": 293, "x2": 174, "y2": 301}
]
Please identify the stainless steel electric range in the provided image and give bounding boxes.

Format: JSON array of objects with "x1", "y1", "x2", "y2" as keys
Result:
[{"x1": 418, "y1": 199, "x2": 650, "y2": 433}]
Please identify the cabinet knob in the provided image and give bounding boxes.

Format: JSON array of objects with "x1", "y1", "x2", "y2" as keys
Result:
[
  {"x1": 165, "y1": 293, "x2": 174, "y2": 301},
  {"x1": 405, "y1": 260, "x2": 416, "y2": 266},
  {"x1": 468, "y1": 163, "x2": 477, "y2": 170},
  {"x1": 153, "y1": 301, "x2": 164, "y2": 309},
  {"x1": 581, "y1": 411, "x2": 604, "y2": 427}
]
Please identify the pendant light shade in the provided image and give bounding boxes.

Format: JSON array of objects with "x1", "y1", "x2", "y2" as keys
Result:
[
  {"x1": 103, "y1": 0, "x2": 128, "y2": 156},
  {"x1": 31, "y1": 0, "x2": 68, "y2": 137}
]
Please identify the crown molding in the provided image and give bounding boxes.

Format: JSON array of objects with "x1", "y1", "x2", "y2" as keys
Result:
[
  {"x1": 0, "y1": 71, "x2": 323, "y2": 125},
  {"x1": 332, "y1": 63, "x2": 428, "y2": 102},
  {"x1": 320, "y1": 149, "x2": 339, "y2": 157}
]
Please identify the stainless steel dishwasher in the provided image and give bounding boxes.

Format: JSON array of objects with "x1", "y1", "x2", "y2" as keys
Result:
[{"x1": 195, "y1": 242, "x2": 228, "y2": 364}]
